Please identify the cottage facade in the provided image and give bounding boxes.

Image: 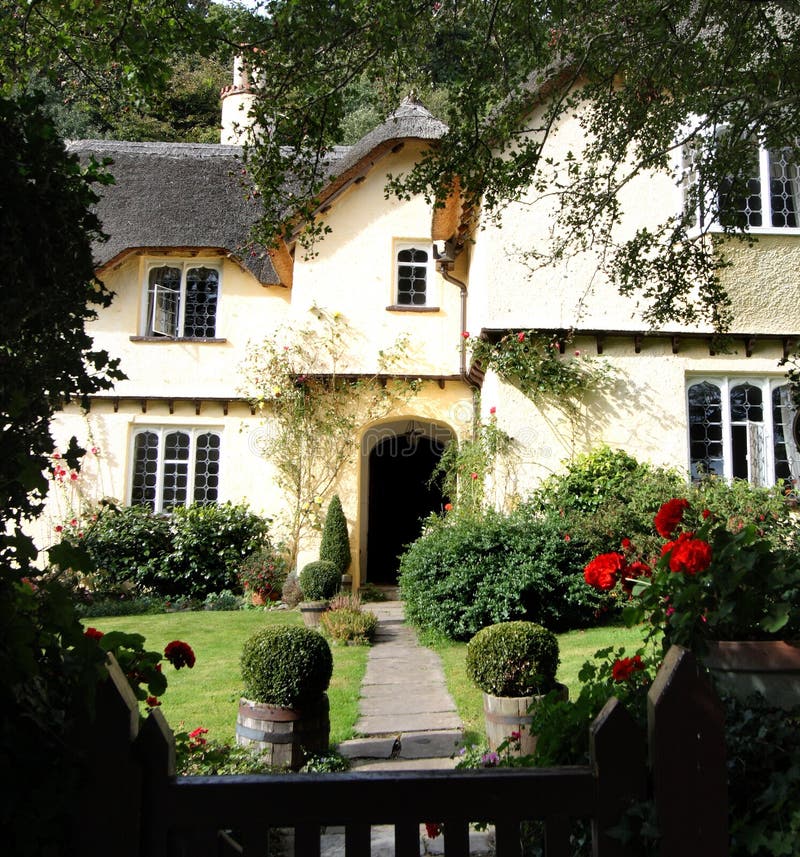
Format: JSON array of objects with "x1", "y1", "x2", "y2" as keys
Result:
[{"x1": 47, "y1": 67, "x2": 800, "y2": 586}]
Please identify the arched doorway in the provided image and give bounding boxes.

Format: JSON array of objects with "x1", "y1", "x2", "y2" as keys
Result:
[{"x1": 363, "y1": 421, "x2": 451, "y2": 585}]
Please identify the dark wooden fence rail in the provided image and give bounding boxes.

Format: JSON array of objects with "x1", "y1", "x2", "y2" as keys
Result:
[{"x1": 73, "y1": 646, "x2": 728, "y2": 857}]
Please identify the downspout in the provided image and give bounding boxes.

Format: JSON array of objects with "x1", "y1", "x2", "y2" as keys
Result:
[{"x1": 436, "y1": 259, "x2": 479, "y2": 390}]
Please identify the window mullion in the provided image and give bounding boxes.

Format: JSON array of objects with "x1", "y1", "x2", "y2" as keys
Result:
[
  {"x1": 155, "y1": 428, "x2": 167, "y2": 513},
  {"x1": 176, "y1": 264, "x2": 187, "y2": 338},
  {"x1": 720, "y1": 378, "x2": 733, "y2": 481},
  {"x1": 760, "y1": 148, "x2": 772, "y2": 226}
]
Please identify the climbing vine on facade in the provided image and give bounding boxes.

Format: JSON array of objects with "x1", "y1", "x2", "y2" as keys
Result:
[{"x1": 241, "y1": 306, "x2": 420, "y2": 564}]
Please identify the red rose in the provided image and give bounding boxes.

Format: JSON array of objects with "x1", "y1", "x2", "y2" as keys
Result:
[
  {"x1": 164, "y1": 640, "x2": 196, "y2": 669},
  {"x1": 146, "y1": 696, "x2": 161, "y2": 707},
  {"x1": 667, "y1": 536, "x2": 712, "y2": 575},
  {"x1": 517, "y1": 332, "x2": 525, "y2": 342},
  {"x1": 654, "y1": 498, "x2": 690, "y2": 537},
  {"x1": 584, "y1": 552, "x2": 626, "y2": 590},
  {"x1": 425, "y1": 823, "x2": 442, "y2": 840},
  {"x1": 622, "y1": 561, "x2": 651, "y2": 594},
  {"x1": 84, "y1": 627, "x2": 104, "y2": 641},
  {"x1": 612, "y1": 655, "x2": 644, "y2": 682}
]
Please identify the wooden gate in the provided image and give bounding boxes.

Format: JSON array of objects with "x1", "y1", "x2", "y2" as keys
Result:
[{"x1": 71, "y1": 646, "x2": 728, "y2": 857}]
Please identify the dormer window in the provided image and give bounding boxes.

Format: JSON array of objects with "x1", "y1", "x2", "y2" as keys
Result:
[
  {"x1": 145, "y1": 263, "x2": 220, "y2": 338},
  {"x1": 396, "y1": 244, "x2": 430, "y2": 306}
]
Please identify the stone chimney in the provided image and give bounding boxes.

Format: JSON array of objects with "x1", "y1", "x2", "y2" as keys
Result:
[{"x1": 220, "y1": 56, "x2": 259, "y2": 145}]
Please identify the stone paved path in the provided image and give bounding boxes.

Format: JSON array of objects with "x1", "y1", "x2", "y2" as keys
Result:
[{"x1": 324, "y1": 599, "x2": 495, "y2": 855}]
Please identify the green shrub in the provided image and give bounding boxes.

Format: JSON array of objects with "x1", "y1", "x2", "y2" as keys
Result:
[
  {"x1": 299, "y1": 560, "x2": 341, "y2": 601},
  {"x1": 398, "y1": 510, "x2": 611, "y2": 640},
  {"x1": 319, "y1": 494, "x2": 351, "y2": 574},
  {"x1": 80, "y1": 503, "x2": 172, "y2": 593},
  {"x1": 166, "y1": 502, "x2": 270, "y2": 598},
  {"x1": 202, "y1": 590, "x2": 243, "y2": 611},
  {"x1": 466, "y1": 621, "x2": 559, "y2": 696},
  {"x1": 79, "y1": 501, "x2": 271, "y2": 599},
  {"x1": 321, "y1": 599, "x2": 378, "y2": 645},
  {"x1": 240, "y1": 626, "x2": 333, "y2": 707}
]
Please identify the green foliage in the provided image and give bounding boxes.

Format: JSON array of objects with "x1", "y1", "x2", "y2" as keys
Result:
[
  {"x1": 471, "y1": 331, "x2": 608, "y2": 409},
  {"x1": 465, "y1": 621, "x2": 559, "y2": 696},
  {"x1": 237, "y1": 545, "x2": 289, "y2": 601},
  {"x1": 80, "y1": 504, "x2": 173, "y2": 592},
  {"x1": 79, "y1": 502, "x2": 270, "y2": 599},
  {"x1": 319, "y1": 494, "x2": 352, "y2": 574},
  {"x1": 240, "y1": 626, "x2": 333, "y2": 707},
  {"x1": 321, "y1": 594, "x2": 377, "y2": 645},
  {"x1": 299, "y1": 560, "x2": 341, "y2": 601},
  {"x1": 202, "y1": 590, "x2": 243, "y2": 611},
  {"x1": 398, "y1": 509, "x2": 612, "y2": 640}
]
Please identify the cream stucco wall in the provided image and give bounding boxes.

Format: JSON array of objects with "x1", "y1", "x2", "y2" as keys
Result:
[
  {"x1": 291, "y1": 143, "x2": 465, "y2": 377},
  {"x1": 90, "y1": 255, "x2": 291, "y2": 398}
]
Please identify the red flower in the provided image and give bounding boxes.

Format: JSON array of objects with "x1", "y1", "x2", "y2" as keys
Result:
[
  {"x1": 612, "y1": 655, "x2": 644, "y2": 682},
  {"x1": 584, "y1": 552, "x2": 626, "y2": 590},
  {"x1": 461, "y1": 331, "x2": 470, "y2": 339},
  {"x1": 84, "y1": 627, "x2": 104, "y2": 641},
  {"x1": 164, "y1": 640, "x2": 196, "y2": 669},
  {"x1": 425, "y1": 823, "x2": 442, "y2": 839},
  {"x1": 517, "y1": 332, "x2": 525, "y2": 342},
  {"x1": 470, "y1": 472, "x2": 478, "y2": 479},
  {"x1": 54, "y1": 525, "x2": 63, "y2": 533},
  {"x1": 444, "y1": 502, "x2": 453, "y2": 511},
  {"x1": 666, "y1": 536, "x2": 712, "y2": 575},
  {"x1": 146, "y1": 696, "x2": 161, "y2": 707},
  {"x1": 702, "y1": 509, "x2": 711, "y2": 519},
  {"x1": 622, "y1": 561, "x2": 651, "y2": 594},
  {"x1": 189, "y1": 726, "x2": 208, "y2": 747},
  {"x1": 564, "y1": 533, "x2": 571, "y2": 542},
  {"x1": 621, "y1": 537, "x2": 631, "y2": 550},
  {"x1": 489, "y1": 406, "x2": 496, "y2": 414},
  {"x1": 654, "y1": 498, "x2": 689, "y2": 537}
]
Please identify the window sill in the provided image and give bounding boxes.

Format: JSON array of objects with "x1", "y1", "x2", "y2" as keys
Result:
[
  {"x1": 385, "y1": 305, "x2": 440, "y2": 313},
  {"x1": 130, "y1": 336, "x2": 228, "y2": 343}
]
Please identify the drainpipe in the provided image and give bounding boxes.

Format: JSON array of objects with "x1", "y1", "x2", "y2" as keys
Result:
[{"x1": 435, "y1": 255, "x2": 479, "y2": 390}]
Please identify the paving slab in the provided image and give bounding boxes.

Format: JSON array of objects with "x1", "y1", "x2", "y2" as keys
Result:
[
  {"x1": 356, "y1": 711, "x2": 463, "y2": 735},
  {"x1": 397, "y1": 730, "x2": 464, "y2": 759},
  {"x1": 337, "y1": 736, "x2": 398, "y2": 760}
]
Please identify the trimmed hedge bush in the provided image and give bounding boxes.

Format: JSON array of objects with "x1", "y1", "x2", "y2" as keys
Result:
[
  {"x1": 398, "y1": 509, "x2": 611, "y2": 639},
  {"x1": 466, "y1": 621, "x2": 559, "y2": 696},
  {"x1": 240, "y1": 626, "x2": 333, "y2": 707},
  {"x1": 319, "y1": 494, "x2": 351, "y2": 574},
  {"x1": 299, "y1": 560, "x2": 340, "y2": 601},
  {"x1": 79, "y1": 501, "x2": 271, "y2": 599}
]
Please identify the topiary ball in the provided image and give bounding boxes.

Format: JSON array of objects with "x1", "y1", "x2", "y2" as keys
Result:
[
  {"x1": 240, "y1": 626, "x2": 333, "y2": 707},
  {"x1": 299, "y1": 560, "x2": 341, "y2": 601},
  {"x1": 465, "y1": 621, "x2": 559, "y2": 697}
]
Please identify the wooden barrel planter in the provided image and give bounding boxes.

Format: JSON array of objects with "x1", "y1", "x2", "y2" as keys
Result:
[
  {"x1": 704, "y1": 640, "x2": 800, "y2": 710},
  {"x1": 484, "y1": 683, "x2": 568, "y2": 756},
  {"x1": 235, "y1": 694, "x2": 330, "y2": 770},
  {"x1": 299, "y1": 600, "x2": 328, "y2": 628}
]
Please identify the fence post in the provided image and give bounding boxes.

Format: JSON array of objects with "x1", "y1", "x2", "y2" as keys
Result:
[
  {"x1": 590, "y1": 696, "x2": 648, "y2": 857},
  {"x1": 136, "y1": 707, "x2": 177, "y2": 857},
  {"x1": 70, "y1": 655, "x2": 142, "y2": 857},
  {"x1": 648, "y1": 645, "x2": 728, "y2": 856}
]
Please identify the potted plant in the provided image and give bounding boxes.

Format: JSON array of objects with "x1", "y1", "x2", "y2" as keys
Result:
[
  {"x1": 238, "y1": 545, "x2": 289, "y2": 605},
  {"x1": 584, "y1": 497, "x2": 800, "y2": 708},
  {"x1": 466, "y1": 621, "x2": 567, "y2": 755},
  {"x1": 236, "y1": 625, "x2": 333, "y2": 769},
  {"x1": 298, "y1": 559, "x2": 341, "y2": 627}
]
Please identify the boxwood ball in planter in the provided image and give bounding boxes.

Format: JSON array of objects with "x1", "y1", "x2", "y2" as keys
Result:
[
  {"x1": 466, "y1": 621, "x2": 564, "y2": 755},
  {"x1": 299, "y1": 560, "x2": 341, "y2": 601},
  {"x1": 237, "y1": 626, "x2": 334, "y2": 768}
]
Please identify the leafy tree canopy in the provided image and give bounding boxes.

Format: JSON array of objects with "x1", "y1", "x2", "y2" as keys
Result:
[{"x1": 235, "y1": 0, "x2": 800, "y2": 331}]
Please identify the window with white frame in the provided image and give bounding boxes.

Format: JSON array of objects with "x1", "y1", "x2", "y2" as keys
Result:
[
  {"x1": 395, "y1": 244, "x2": 431, "y2": 306},
  {"x1": 130, "y1": 427, "x2": 221, "y2": 511},
  {"x1": 682, "y1": 132, "x2": 800, "y2": 233},
  {"x1": 144, "y1": 262, "x2": 220, "y2": 338},
  {"x1": 687, "y1": 378, "x2": 800, "y2": 486}
]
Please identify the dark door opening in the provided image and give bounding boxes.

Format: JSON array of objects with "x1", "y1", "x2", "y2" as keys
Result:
[{"x1": 366, "y1": 434, "x2": 446, "y2": 585}]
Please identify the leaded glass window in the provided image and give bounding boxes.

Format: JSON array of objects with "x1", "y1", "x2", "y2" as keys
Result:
[
  {"x1": 130, "y1": 427, "x2": 221, "y2": 511},
  {"x1": 145, "y1": 262, "x2": 220, "y2": 338},
  {"x1": 687, "y1": 379, "x2": 799, "y2": 487},
  {"x1": 396, "y1": 246, "x2": 429, "y2": 306}
]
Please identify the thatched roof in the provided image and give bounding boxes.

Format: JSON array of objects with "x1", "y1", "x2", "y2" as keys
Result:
[
  {"x1": 68, "y1": 99, "x2": 448, "y2": 281},
  {"x1": 67, "y1": 140, "x2": 280, "y2": 285}
]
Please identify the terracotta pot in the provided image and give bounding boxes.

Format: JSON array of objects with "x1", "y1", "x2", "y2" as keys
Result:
[
  {"x1": 704, "y1": 640, "x2": 800, "y2": 710},
  {"x1": 483, "y1": 682, "x2": 569, "y2": 756}
]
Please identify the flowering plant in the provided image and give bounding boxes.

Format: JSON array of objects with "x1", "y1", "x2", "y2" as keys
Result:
[
  {"x1": 238, "y1": 545, "x2": 289, "y2": 601},
  {"x1": 584, "y1": 498, "x2": 800, "y2": 652}
]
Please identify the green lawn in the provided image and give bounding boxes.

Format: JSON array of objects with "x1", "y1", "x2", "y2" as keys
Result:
[
  {"x1": 86, "y1": 610, "x2": 369, "y2": 746},
  {"x1": 428, "y1": 624, "x2": 650, "y2": 745}
]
